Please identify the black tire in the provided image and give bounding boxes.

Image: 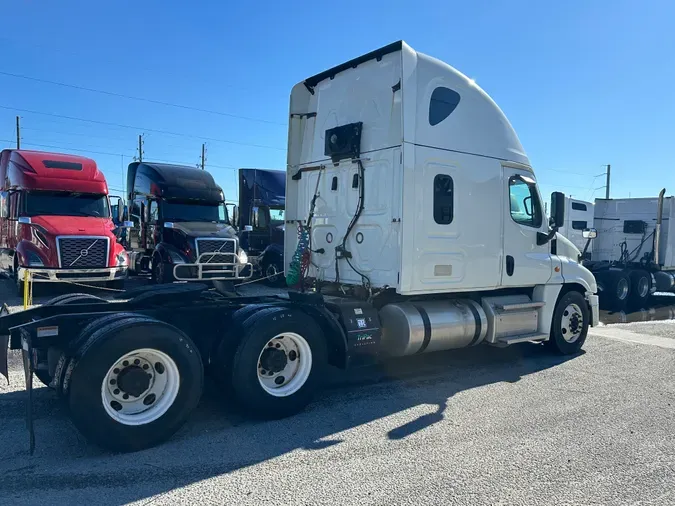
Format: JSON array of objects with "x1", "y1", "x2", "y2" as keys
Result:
[
  {"x1": 14, "y1": 260, "x2": 24, "y2": 297},
  {"x1": 68, "y1": 317, "x2": 203, "y2": 452},
  {"x1": 212, "y1": 280, "x2": 238, "y2": 297},
  {"x1": 221, "y1": 307, "x2": 327, "y2": 419},
  {"x1": 151, "y1": 256, "x2": 174, "y2": 285},
  {"x1": 607, "y1": 270, "x2": 631, "y2": 311},
  {"x1": 628, "y1": 270, "x2": 651, "y2": 308},
  {"x1": 547, "y1": 290, "x2": 590, "y2": 355},
  {"x1": 262, "y1": 257, "x2": 284, "y2": 286},
  {"x1": 34, "y1": 294, "x2": 109, "y2": 388},
  {"x1": 44, "y1": 293, "x2": 107, "y2": 306}
]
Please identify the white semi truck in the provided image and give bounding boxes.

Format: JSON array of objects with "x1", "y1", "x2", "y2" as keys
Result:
[
  {"x1": 0, "y1": 41, "x2": 599, "y2": 453},
  {"x1": 558, "y1": 191, "x2": 673, "y2": 309}
]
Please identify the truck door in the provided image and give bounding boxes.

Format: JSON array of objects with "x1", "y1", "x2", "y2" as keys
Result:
[
  {"x1": 501, "y1": 167, "x2": 552, "y2": 287},
  {"x1": 147, "y1": 200, "x2": 159, "y2": 249},
  {"x1": 248, "y1": 206, "x2": 270, "y2": 255},
  {"x1": 129, "y1": 199, "x2": 143, "y2": 250}
]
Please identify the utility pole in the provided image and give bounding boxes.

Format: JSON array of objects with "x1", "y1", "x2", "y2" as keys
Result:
[
  {"x1": 605, "y1": 164, "x2": 611, "y2": 199},
  {"x1": 200, "y1": 143, "x2": 206, "y2": 170},
  {"x1": 15, "y1": 116, "x2": 20, "y2": 149},
  {"x1": 138, "y1": 134, "x2": 144, "y2": 162}
]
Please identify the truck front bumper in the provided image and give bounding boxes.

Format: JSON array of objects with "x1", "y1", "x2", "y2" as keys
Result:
[
  {"x1": 18, "y1": 266, "x2": 128, "y2": 283},
  {"x1": 172, "y1": 253, "x2": 253, "y2": 281},
  {"x1": 587, "y1": 292, "x2": 600, "y2": 327}
]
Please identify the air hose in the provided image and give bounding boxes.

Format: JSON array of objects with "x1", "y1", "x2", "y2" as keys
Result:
[{"x1": 286, "y1": 223, "x2": 310, "y2": 287}]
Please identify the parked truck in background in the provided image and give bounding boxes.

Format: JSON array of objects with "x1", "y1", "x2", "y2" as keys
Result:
[
  {"x1": 236, "y1": 168, "x2": 286, "y2": 283},
  {"x1": 0, "y1": 41, "x2": 598, "y2": 454},
  {"x1": 0, "y1": 149, "x2": 128, "y2": 294},
  {"x1": 124, "y1": 161, "x2": 251, "y2": 285},
  {"x1": 557, "y1": 191, "x2": 672, "y2": 310}
]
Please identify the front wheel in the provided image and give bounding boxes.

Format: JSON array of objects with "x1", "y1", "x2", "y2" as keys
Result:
[
  {"x1": 547, "y1": 290, "x2": 590, "y2": 355},
  {"x1": 262, "y1": 258, "x2": 284, "y2": 286},
  {"x1": 151, "y1": 257, "x2": 174, "y2": 285},
  {"x1": 224, "y1": 308, "x2": 327, "y2": 419}
]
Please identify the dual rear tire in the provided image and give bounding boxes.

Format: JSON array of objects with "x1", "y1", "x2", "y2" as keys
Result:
[{"x1": 596, "y1": 269, "x2": 651, "y2": 311}]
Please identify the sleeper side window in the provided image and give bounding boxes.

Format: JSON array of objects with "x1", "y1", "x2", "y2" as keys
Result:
[{"x1": 433, "y1": 174, "x2": 453, "y2": 225}]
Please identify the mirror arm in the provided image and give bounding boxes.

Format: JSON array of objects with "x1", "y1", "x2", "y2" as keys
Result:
[
  {"x1": 579, "y1": 237, "x2": 592, "y2": 263},
  {"x1": 537, "y1": 225, "x2": 559, "y2": 246}
]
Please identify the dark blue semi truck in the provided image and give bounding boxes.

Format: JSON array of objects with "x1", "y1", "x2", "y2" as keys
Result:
[{"x1": 236, "y1": 168, "x2": 285, "y2": 283}]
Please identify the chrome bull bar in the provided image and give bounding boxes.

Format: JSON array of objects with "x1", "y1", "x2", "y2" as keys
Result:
[{"x1": 172, "y1": 252, "x2": 253, "y2": 281}]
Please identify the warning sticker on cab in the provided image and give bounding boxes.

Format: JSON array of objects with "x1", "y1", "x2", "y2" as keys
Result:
[{"x1": 37, "y1": 326, "x2": 59, "y2": 338}]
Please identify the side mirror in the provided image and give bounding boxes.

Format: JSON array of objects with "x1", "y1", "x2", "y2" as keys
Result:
[
  {"x1": 550, "y1": 191, "x2": 565, "y2": 229},
  {"x1": 18, "y1": 216, "x2": 31, "y2": 225},
  {"x1": 244, "y1": 225, "x2": 253, "y2": 232},
  {"x1": 116, "y1": 198, "x2": 124, "y2": 223},
  {"x1": 231, "y1": 205, "x2": 239, "y2": 228},
  {"x1": 582, "y1": 228, "x2": 597, "y2": 239}
]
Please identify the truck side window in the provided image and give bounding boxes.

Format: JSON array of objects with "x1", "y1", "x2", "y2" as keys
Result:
[
  {"x1": 9, "y1": 192, "x2": 19, "y2": 218},
  {"x1": 509, "y1": 177, "x2": 542, "y2": 228},
  {"x1": 433, "y1": 174, "x2": 453, "y2": 224},
  {"x1": 429, "y1": 87, "x2": 461, "y2": 126},
  {"x1": 572, "y1": 221, "x2": 587, "y2": 230},
  {"x1": 0, "y1": 192, "x2": 7, "y2": 218},
  {"x1": 148, "y1": 201, "x2": 158, "y2": 224},
  {"x1": 571, "y1": 202, "x2": 587, "y2": 211},
  {"x1": 130, "y1": 201, "x2": 142, "y2": 226},
  {"x1": 252, "y1": 207, "x2": 268, "y2": 229}
]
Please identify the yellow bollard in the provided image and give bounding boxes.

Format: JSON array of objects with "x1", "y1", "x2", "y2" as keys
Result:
[{"x1": 23, "y1": 269, "x2": 32, "y2": 309}]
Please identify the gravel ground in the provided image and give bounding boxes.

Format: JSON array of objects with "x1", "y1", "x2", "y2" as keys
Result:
[{"x1": 1, "y1": 279, "x2": 674, "y2": 505}]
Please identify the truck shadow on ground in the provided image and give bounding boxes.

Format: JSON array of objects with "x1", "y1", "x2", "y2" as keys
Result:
[{"x1": 0, "y1": 342, "x2": 582, "y2": 502}]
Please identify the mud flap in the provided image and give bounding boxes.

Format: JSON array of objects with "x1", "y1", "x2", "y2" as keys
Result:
[{"x1": 20, "y1": 331, "x2": 35, "y2": 455}]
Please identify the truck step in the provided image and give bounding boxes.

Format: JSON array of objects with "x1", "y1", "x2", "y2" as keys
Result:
[
  {"x1": 497, "y1": 332, "x2": 549, "y2": 345},
  {"x1": 496, "y1": 301, "x2": 546, "y2": 311}
]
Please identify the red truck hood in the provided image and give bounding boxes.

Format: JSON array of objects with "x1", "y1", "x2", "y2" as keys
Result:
[{"x1": 30, "y1": 215, "x2": 115, "y2": 237}]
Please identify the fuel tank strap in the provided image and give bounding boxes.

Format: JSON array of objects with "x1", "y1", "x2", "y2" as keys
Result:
[{"x1": 412, "y1": 305, "x2": 432, "y2": 354}]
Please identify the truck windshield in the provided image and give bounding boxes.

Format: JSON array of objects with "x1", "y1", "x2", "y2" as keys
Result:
[
  {"x1": 163, "y1": 200, "x2": 229, "y2": 223},
  {"x1": 23, "y1": 191, "x2": 110, "y2": 218}
]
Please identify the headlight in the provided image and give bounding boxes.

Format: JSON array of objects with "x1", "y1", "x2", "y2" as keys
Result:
[
  {"x1": 238, "y1": 249, "x2": 248, "y2": 264},
  {"x1": 168, "y1": 250, "x2": 186, "y2": 264},
  {"x1": 27, "y1": 251, "x2": 44, "y2": 267},
  {"x1": 116, "y1": 252, "x2": 129, "y2": 267}
]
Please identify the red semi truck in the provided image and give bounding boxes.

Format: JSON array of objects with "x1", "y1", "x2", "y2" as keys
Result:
[{"x1": 0, "y1": 149, "x2": 129, "y2": 293}]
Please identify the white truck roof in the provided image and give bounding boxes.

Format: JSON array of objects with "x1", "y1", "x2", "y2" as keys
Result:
[{"x1": 288, "y1": 40, "x2": 530, "y2": 170}]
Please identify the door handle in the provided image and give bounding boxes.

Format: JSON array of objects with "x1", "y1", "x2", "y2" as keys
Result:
[{"x1": 506, "y1": 255, "x2": 514, "y2": 276}]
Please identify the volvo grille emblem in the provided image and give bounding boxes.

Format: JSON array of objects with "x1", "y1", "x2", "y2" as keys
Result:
[{"x1": 80, "y1": 249, "x2": 89, "y2": 257}]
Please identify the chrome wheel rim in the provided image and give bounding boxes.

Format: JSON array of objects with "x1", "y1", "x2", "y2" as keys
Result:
[
  {"x1": 101, "y1": 348, "x2": 180, "y2": 425},
  {"x1": 616, "y1": 278, "x2": 629, "y2": 300},
  {"x1": 561, "y1": 303, "x2": 584, "y2": 343},
  {"x1": 637, "y1": 277, "x2": 649, "y2": 298},
  {"x1": 257, "y1": 332, "x2": 312, "y2": 397},
  {"x1": 265, "y1": 263, "x2": 279, "y2": 281}
]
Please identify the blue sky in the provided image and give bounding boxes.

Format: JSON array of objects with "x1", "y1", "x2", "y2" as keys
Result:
[{"x1": 0, "y1": 0, "x2": 673, "y2": 202}]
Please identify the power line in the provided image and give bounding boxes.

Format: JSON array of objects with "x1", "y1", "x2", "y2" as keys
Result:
[
  {"x1": 0, "y1": 139, "x2": 133, "y2": 158},
  {"x1": 0, "y1": 105, "x2": 286, "y2": 151},
  {"x1": 22, "y1": 126, "x2": 133, "y2": 142},
  {"x1": 537, "y1": 167, "x2": 591, "y2": 177},
  {"x1": 0, "y1": 70, "x2": 286, "y2": 126}
]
